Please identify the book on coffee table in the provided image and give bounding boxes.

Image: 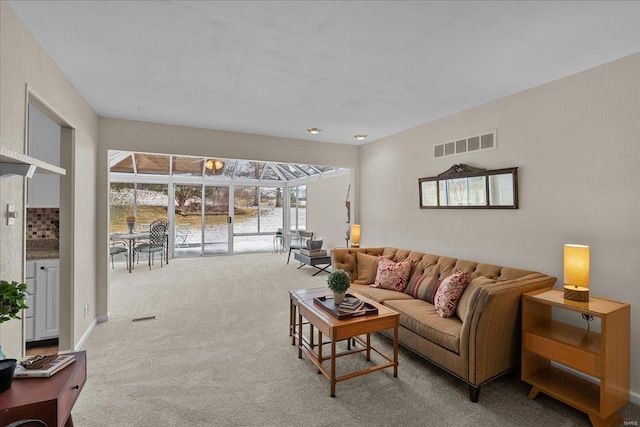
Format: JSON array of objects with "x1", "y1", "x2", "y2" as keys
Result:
[
  {"x1": 313, "y1": 295, "x2": 378, "y2": 319},
  {"x1": 14, "y1": 354, "x2": 76, "y2": 378},
  {"x1": 299, "y1": 249, "x2": 327, "y2": 257}
]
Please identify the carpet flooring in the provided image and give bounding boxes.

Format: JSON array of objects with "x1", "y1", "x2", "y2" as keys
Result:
[{"x1": 73, "y1": 253, "x2": 639, "y2": 426}]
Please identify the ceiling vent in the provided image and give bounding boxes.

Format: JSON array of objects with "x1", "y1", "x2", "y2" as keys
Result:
[{"x1": 433, "y1": 131, "x2": 496, "y2": 159}]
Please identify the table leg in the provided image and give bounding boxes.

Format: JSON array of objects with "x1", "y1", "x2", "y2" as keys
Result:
[
  {"x1": 165, "y1": 234, "x2": 169, "y2": 265},
  {"x1": 290, "y1": 300, "x2": 295, "y2": 344},
  {"x1": 128, "y1": 239, "x2": 134, "y2": 273},
  {"x1": 317, "y1": 329, "x2": 323, "y2": 374},
  {"x1": 366, "y1": 333, "x2": 371, "y2": 361},
  {"x1": 298, "y1": 312, "x2": 303, "y2": 358},
  {"x1": 330, "y1": 339, "x2": 336, "y2": 397},
  {"x1": 311, "y1": 264, "x2": 330, "y2": 276},
  {"x1": 393, "y1": 325, "x2": 398, "y2": 377}
]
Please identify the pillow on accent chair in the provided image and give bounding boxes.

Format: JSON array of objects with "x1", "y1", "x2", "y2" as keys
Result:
[
  {"x1": 434, "y1": 271, "x2": 468, "y2": 318},
  {"x1": 370, "y1": 257, "x2": 414, "y2": 292},
  {"x1": 405, "y1": 274, "x2": 442, "y2": 303}
]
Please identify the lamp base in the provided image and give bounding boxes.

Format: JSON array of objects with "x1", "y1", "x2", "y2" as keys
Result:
[
  {"x1": 563, "y1": 285, "x2": 589, "y2": 302},
  {"x1": 350, "y1": 244, "x2": 360, "y2": 248}
]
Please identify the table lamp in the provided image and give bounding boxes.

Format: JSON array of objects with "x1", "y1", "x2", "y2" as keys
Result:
[
  {"x1": 351, "y1": 224, "x2": 361, "y2": 248},
  {"x1": 563, "y1": 244, "x2": 590, "y2": 302}
]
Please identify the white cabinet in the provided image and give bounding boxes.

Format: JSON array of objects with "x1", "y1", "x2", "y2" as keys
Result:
[
  {"x1": 25, "y1": 261, "x2": 36, "y2": 342},
  {"x1": 25, "y1": 259, "x2": 59, "y2": 342}
]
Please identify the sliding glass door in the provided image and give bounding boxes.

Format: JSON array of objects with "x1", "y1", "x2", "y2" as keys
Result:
[
  {"x1": 173, "y1": 184, "x2": 203, "y2": 257},
  {"x1": 202, "y1": 185, "x2": 231, "y2": 255}
]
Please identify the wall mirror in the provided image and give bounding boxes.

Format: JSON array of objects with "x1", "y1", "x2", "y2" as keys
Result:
[{"x1": 419, "y1": 164, "x2": 518, "y2": 209}]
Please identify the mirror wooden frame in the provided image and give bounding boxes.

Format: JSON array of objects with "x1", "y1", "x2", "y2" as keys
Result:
[{"x1": 419, "y1": 164, "x2": 518, "y2": 209}]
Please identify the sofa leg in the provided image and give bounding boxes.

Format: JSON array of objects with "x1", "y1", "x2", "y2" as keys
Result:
[{"x1": 469, "y1": 385, "x2": 481, "y2": 402}]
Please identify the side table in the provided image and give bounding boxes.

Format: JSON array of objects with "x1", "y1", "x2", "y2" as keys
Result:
[
  {"x1": 0, "y1": 351, "x2": 87, "y2": 427},
  {"x1": 522, "y1": 289, "x2": 629, "y2": 427},
  {"x1": 294, "y1": 252, "x2": 331, "y2": 276}
]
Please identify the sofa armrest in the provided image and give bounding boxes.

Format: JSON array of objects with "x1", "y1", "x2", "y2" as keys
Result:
[{"x1": 462, "y1": 274, "x2": 556, "y2": 386}]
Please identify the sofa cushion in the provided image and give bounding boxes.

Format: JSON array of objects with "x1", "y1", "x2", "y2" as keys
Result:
[
  {"x1": 455, "y1": 276, "x2": 497, "y2": 320},
  {"x1": 371, "y1": 257, "x2": 414, "y2": 291},
  {"x1": 434, "y1": 271, "x2": 468, "y2": 318},
  {"x1": 405, "y1": 274, "x2": 441, "y2": 303},
  {"x1": 353, "y1": 252, "x2": 379, "y2": 284},
  {"x1": 349, "y1": 283, "x2": 414, "y2": 304},
  {"x1": 353, "y1": 252, "x2": 394, "y2": 284},
  {"x1": 384, "y1": 298, "x2": 462, "y2": 353}
]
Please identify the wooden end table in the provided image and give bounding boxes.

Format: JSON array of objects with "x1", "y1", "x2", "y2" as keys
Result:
[
  {"x1": 290, "y1": 288, "x2": 399, "y2": 397},
  {"x1": 522, "y1": 289, "x2": 630, "y2": 427}
]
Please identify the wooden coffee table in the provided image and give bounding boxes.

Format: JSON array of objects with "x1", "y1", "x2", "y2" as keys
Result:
[{"x1": 290, "y1": 288, "x2": 399, "y2": 397}]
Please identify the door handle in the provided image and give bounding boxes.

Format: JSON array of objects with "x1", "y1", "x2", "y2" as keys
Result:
[
  {"x1": 40, "y1": 266, "x2": 45, "y2": 270},
  {"x1": 227, "y1": 216, "x2": 232, "y2": 224}
]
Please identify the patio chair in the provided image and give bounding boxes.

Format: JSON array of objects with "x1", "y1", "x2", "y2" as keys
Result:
[
  {"x1": 135, "y1": 219, "x2": 169, "y2": 269},
  {"x1": 109, "y1": 241, "x2": 128, "y2": 269},
  {"x1": 287, "y1": 231, "x2": 313, "y2": 264},
  {"x1": 175, "y1": 223, "x2": 190, "y2": 248}
]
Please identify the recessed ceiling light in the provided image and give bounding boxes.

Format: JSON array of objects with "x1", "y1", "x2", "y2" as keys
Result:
[
  {"x1": 307, "y1": 128, "x2": 321, "y2": 134},
  {"x1": 354, "y1": 134, "x2": 368, "y2": 141}
]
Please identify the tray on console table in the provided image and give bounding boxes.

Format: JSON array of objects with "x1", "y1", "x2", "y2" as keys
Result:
[{"x1": 313, "y1": 294, "x2": 378, "y2": 319}]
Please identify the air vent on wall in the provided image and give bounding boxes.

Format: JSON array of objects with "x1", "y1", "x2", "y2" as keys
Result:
[{"x1": 433, "y1": 131, "x2": 496, "y2": 159}]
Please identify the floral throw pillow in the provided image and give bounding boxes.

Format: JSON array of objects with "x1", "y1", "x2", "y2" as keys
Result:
[
  {"x1": 370, "y1": 257, "x2": 414, "y2": 292},
  {"x1": 433, "y1": 271, "x2": 468, "y2": 318}
]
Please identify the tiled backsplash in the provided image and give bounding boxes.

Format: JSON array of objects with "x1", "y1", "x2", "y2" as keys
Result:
[{"x1": 27, "y1": 208, "x2": 59, "y2": 240}]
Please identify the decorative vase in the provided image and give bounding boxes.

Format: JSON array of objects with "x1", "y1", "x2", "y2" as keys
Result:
[
  {"x1": 333, "y1": 292, "x2": 345, "y2": 305},
  {"x1": 307, "y1": 239, "x2": 323, "y2": 251},
  {"x1": 0, "y1": 359, "x2": 17, "y2": 393}
]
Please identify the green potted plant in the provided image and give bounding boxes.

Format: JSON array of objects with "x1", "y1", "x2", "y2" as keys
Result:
[
  {"x1": 327, "y1": 269, "x2": 351, "y2": 304},
  {"x1": 0, "y1": 280, "x2": 29, "y2": 393}
]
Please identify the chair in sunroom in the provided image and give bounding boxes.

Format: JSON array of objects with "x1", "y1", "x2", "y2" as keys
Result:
[
  {"x1": 135, "y1": 218, "x2": 169, "y2": 269},
  {"x1": 109, "y1": 240, "x2": 128, "y2": 269},
  {"x1": 175, "y1": 223, "x2": 190, "y2": 248}
]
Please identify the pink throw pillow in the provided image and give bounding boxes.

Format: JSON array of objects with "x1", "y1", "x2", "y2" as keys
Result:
[
  {"x1": 433, "y1": 271, "x2": 468, "y2": 318},
  {"x1": 370, "y1": 257, "x2": 414, "y2": 292}
]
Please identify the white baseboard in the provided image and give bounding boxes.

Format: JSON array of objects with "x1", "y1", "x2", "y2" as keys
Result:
[
  {"x1": 74, "y1": 314, "x2": 109, "y2": 351},
  {"x1": 75, "y1": 317, "x2": 97, "y2": 351},
  {"x1": 630, "y1": 390, "x2": 640, "y2": 406}
]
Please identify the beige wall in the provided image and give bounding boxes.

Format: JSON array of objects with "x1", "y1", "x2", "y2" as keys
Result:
[
  {"x1": 0, "y1": 2, "x2": 99, "y2": 355},
  {"x1": 96, "y1": 117, "x2": 359, "y2": 316},
  {"x1": 359, "y1": 53, "x2": 640, "y2": 399},
  {"x1": 306, "y1": 172, "x2": 353, "y2": 250}
]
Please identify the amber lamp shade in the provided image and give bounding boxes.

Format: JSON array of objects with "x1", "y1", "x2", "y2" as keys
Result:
[
  {"x1": 351, "y1": 224, "x2": 361, "y2": 248},
  {"x1": 563, "y1": 244, "x2": 590, "y2": 302}
]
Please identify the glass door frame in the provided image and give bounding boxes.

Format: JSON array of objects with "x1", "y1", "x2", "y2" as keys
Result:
[
  {"x1": 202, "y1": 183, "x2": 233, "y2": 255},
  {"x1": 171, "y1": 182, "x2": 234, "y2": 257}
]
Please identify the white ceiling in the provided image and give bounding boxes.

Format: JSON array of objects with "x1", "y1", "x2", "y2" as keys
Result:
[{"x1": 7, "y1": 1, "x2": 640, "y2": 145}]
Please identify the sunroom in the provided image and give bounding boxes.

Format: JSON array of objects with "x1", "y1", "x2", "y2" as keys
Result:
[{"x1": 109, "y1": 150, "x2": 349, "y2": 257}]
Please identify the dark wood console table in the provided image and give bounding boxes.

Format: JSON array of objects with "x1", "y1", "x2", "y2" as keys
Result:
[{"x1": 0, "y1": 351, "x2": 86, "y2": 427}]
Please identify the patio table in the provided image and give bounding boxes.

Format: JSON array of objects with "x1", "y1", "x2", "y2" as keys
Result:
[{"x1": 110, "y1": 232, "x2": 169, "y2": 273}]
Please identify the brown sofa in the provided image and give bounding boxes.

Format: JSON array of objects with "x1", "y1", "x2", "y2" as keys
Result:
[{"x1": 331, "y1": 247, "x2": 556, "y2": 402}]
